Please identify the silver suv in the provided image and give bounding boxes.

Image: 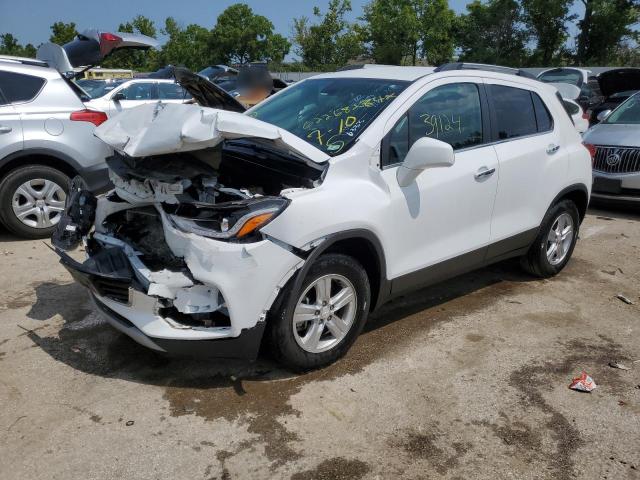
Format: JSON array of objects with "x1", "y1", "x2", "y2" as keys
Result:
[{"x1": 0, "y1": 30, "x2": 156, "y2": 238}]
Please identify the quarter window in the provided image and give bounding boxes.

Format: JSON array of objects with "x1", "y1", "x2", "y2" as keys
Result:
[
  {"x1": 532, "y1": 92, "x2": 553, "y2": 132},
  {"x1": 382, "y1": 82, "x2": 483, "y2": 167},
  {"x1": 0, "y1": 71, "x2": 45, "y2": 104}
]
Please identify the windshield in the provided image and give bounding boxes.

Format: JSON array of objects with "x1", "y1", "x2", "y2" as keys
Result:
[
  {"x1": 76, "y1": 79, "x2": 126, "y2": 99},
  {"x1": 539, "y1": 69, "x2": 583, "y2": 87},
  {"x1": 248, "y1": 78, "x2": 409, "y2": 156},
  {"x1": 604, "y1": 94, "x2": 640, "y2": 124}
]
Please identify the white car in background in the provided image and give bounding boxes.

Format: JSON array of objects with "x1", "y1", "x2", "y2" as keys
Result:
[
  {"x1": 85, "y1": 78, "x2": 192, "y2": 116},
  {"x1": 563, "y1": 98, "x2": 590, "y2": 133}
]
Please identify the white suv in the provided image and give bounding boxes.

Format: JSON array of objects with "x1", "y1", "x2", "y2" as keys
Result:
[{"x1": 53, "y1": 64, "x2": 592, "y2": 370}]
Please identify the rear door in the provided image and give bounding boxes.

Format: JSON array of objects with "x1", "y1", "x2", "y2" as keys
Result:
[
  {"x1": 0, "y1": 70, "x2": 43, "y2": 159},
  {"x1": 487, "y1": 80, "x2": 569, "y2": 246}
]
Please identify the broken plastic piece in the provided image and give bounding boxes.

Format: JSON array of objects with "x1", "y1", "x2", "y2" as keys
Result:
[
  {"x1": 608, "y1": 361, "x2": 630, "y2": 370},
  {"x1": 569, "y1": 372, "x2": 597, "y2": 392},
  {"x1": 616, "y1": 294, "x2": 634, "y2": 305}
]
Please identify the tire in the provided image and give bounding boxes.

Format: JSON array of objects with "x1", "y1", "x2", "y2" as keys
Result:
[
  {"x1": 520, "y1": 199, "x2": 580, "y2": 278},
  {"x1": 266, "y1": 253, "x2": 371, "y2": 371},
  {"x1": 0, "y1": 165, "x2": 70, "y2": 239}
]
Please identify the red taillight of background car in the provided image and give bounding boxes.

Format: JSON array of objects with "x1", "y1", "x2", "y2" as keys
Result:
[
  {"x1": 70, "y1": 109, "x2": 108, "y2": 127},
  {"x1": 582, "y1": 111, "x2": 590, "y2": 120},
  {"x1": 99, "y1": 32, "x2": 123, "y2": 57},
  {"x1": 583, "y1": 143, "x2": 596, "y2": 165}
]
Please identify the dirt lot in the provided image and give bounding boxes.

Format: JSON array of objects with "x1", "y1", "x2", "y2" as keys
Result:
[{"x1": 0, "y1": 207, "x2": 639, "y2": 480}]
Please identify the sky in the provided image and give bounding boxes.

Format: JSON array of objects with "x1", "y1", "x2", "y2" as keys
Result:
[{"x1": 0, "y1": 0, "x2": 584, "y2": 53}]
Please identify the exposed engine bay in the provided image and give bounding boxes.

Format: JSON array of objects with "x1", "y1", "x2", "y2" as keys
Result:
[{"x1": 53, "y1": 138, "x2": 324, "y2": 334}]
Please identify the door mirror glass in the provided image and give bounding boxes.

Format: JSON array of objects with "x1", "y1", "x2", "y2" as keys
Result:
[
  {"x1": 396, "y1": 136, "x2": 454, "y2": 187},
  {"x1": 597, "y1": 109, "x2": 611, "y2": 122}
]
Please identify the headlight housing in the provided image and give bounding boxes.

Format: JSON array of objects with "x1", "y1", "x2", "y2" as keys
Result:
[{"x1": 166, "y1": 197, "x2": 289, "y2": 242}]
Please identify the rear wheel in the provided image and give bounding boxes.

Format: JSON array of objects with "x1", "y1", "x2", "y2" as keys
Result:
[
  {"x1": 520, "y1": 199, "x2": 580, "y2": 277},
  {"x1": 0, "y1": 165, "x2": 69, "y2": 239},
  {"x1": 267, "y1": 253, "x2": 370, "y2": 371}
]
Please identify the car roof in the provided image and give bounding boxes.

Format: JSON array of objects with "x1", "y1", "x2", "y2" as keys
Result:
[
  {"x1": 0, "y1": 57, "x2": 60, "y2": 79},
  {"x1": 310, "y1": 66, "x2": 556, "y2": 92}
]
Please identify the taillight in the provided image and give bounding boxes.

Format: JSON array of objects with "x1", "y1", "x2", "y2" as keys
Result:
[
  {"x1": 583, "y1": 143, "x2": 596, "y2": 165},
  {"x1": 99, "y1": 32, "x2": 123, "y2": 57},
  {"x1": 70, "y1": 109, "x2": 108, "y2": 127},
  {"x1": 582, "y1": 111, "x2": 590, "y2": 120}
]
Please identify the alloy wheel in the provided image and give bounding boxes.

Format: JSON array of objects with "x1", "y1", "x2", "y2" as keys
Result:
[
  {"x1": 546, "y1": 212, "x2": 574, "y2": 266},
  {"x1": 292, "y1": 274, "x2": 357, "y2": 354}
]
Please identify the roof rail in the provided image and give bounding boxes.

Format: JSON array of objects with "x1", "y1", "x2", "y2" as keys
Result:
[
  {"x1": 434, "y1": 62, "x2": 537, "y2": 80},
  {"x1": 0, "y1": 55, "x2": 49, "y2": 68}
]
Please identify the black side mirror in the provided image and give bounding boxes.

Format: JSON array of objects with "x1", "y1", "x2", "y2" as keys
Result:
[{"x1": 112, "y1": 91, "x2": 126, "y2": 102}]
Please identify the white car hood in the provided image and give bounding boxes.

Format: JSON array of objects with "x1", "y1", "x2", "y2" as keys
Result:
[{"x1": 94, "y1": 102, "x2": 329, "y2": 163}]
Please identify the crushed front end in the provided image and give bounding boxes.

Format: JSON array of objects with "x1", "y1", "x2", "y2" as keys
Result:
[{"x1": 52, "y1": 138, "x2": 325, "y2": 359}]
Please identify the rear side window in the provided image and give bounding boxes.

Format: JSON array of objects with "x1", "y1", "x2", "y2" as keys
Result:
[
  {"x1": 158, "y1": 82, "x2": 192, "y2": 100},
  {"x1": 563, "y1": 100, "x2": 580, "y2": 115},
  {"x1": 0, "y1": 71, "x2": 45, "y2": 104},
  {"x1": 118, "y1": 82, "x2": 157, "y2": 100},
  {"x1": 489, "y1": 85, "x2": 538, "y2": 139}
]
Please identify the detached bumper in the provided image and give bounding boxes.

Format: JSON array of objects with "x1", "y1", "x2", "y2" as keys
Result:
[{"x1": 92, "y1": 294, "x2": 266, "y2": 359}]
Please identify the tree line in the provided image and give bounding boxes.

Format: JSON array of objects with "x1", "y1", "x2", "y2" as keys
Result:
[{"x1": 1, "y1": 0, "x2": 638, "y2": 72}]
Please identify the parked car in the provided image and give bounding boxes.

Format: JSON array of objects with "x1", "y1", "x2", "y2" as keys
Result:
[
  {"x1": 587, "y1": 68, "x2": 640, "y2": 125},
  {"x1": 53, "y1": 64, "x2": 591, "y2": 369},
  {"x1": 537, "y1": 67, "x2": 602, "y2": 110},
  {"x1": 583, "y1": 92, "x2": 640, "y2": 205},
  {"x1": 562, "y1": 98, "x2": 590, "y2": 133},
  {"x1": 85, "y1": 79, "x2": 192, "y2": 116},
  {"x1": 0, "y1": 29, "x2": 157, "y2": 238},
  {"x1": 199, "y1": 65, "x2": 238, "y2": 82}
]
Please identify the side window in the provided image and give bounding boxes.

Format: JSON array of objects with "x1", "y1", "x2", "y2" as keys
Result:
[
  {"x1": 118, "y1": 82, "x2": 157, "y2": 100},
  {"x1": 0, "y1": 71, "x2": 45, "y2": 103},
  {"x1": 158, "y1": 82, "x2": 192, "y2": 100},
  {"x1": 409, "y1": 83, "x2": 483, "y2": 150},
  {"x1": 532, "y1": 93, "x2": 553, "y2": 132},
  {"x1": 489, "y1": 85, "x2": 537, "y2": 139},
  {"x1": 381, "y1": 82, "x2": 483, "y2": 167}
]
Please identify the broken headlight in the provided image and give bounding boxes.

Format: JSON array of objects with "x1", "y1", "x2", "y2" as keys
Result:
[{"x1": 166, "y1": 198, "x2": 289, "y2": 242}]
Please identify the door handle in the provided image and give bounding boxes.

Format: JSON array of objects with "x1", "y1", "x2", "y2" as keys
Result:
[
  {"x1": 474, "y1": 167, "x2": 496, "y2": 180},
  {"x1": 0, "y1": 125, "x2": 12, "y2": 134},
  {"x1": 547, "y1": 144, "x2": 560, "y2": 154}
]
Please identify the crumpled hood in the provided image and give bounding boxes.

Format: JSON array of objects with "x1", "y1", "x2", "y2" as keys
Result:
[{"x1": 94, "y1": 102, "x2": 329, "y2": 163}]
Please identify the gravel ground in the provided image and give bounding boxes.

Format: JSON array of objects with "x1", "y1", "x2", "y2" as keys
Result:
[{"x1": 0, "y1": 207, "x2": 639, "y2": 480}]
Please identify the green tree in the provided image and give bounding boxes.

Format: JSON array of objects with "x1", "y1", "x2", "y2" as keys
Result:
[
  {"x1": 49, "y1": 21, "x2": 77, "y2": 45},
  {"x1": 455, "y1": 0, "x2": 529, "y2": 67},
  {"x1": 210, "y1": 4, "x2": 290, "y2": 64},
  {"x1": 293, "y1": 0, "x2": 363, "y2": 69},
  {"x1": 521, "y1": 0, "x2": 575, "y2": 65},
  {"x1": 0, "y1": 33, "x2": 36, "y2": 58},
  {"x1": 576, "y1": 0, "x2": 639, "y2": 65},
  {"x1": 418, "y1": 0, "x2": 456, "y2": 65},
  {"x1": 360, "y1": 0, "x2": 421, "y2": 65},
  {"x1": 101, "y1": 15, "x2": 159, "y2": 71},
  {"x1": 159, "y1": 17, "x2": 212, "y2": 70}
]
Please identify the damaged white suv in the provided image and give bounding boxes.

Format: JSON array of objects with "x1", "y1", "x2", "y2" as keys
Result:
[{"x1": 53, "y1": 65, "x2": 592, "y2": 370}]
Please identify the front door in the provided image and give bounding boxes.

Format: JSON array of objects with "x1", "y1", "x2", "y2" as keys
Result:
[{"x1": 378, "y1": 79, "x2": 498, "y2": 293}]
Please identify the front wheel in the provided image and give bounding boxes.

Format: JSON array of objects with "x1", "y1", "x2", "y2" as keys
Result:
[
  {"x1": 266, "y1": 253, "x2": 371, "y2": 371},
  {"x1": 520, "y1": 199, "x2": 580, "y2": 278}
]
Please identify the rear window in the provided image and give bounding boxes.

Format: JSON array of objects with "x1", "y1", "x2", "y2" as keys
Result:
[
  {"x1": 538, "y1": 69, "x2": 583, "y2": 87},
  {"x1": 0, "y1": 71, "x2": 46, "y2": 104},
  {"x1": 489, "y1": 85, "x2": 538, "y2": 139}
]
